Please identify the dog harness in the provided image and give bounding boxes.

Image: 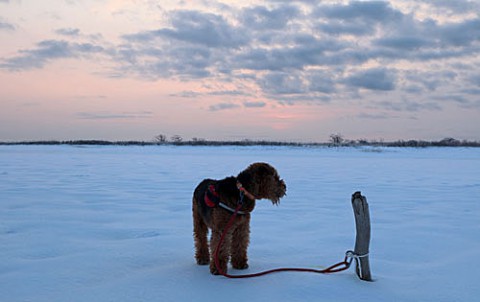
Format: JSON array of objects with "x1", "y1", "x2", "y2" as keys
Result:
[{"x1": 204, "y1": 184, "x2": 247, "y2": 215}]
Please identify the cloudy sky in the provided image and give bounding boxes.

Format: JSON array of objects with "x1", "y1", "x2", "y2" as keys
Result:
[{"x1": 1, "y1": 0, "x2": 479, "y2": 142}]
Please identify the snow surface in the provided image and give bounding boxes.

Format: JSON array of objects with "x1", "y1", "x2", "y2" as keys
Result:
[{"x1": 1, "y1": 145, "x2": 479, "y2": 302}]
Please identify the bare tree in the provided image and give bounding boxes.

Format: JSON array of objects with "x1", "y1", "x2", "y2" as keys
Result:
[
  {"x1": 439, "y1": 137, "x2": 460, "y2": 146},
  {"x1": 154, "y1": 134, "x2": 167, "y2": 144},
  {"x1": 330, "y1": 133, "x2": 344, "y2": 145},
  {"x1": 171, "y1": 135, "x2": 183, "y2": 143},
  {"x1": 192, "y1": 137, "x2": 206, "y2": 143}
]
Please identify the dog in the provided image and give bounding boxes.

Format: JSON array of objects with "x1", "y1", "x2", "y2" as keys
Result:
[{"x1": 192, "y1": 162, "x2": 286, "y2": 275}]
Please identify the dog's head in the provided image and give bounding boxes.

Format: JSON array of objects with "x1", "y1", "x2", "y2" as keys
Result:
[{"x1": 237, "y1": 162, "x2": 286, "y2": 205}]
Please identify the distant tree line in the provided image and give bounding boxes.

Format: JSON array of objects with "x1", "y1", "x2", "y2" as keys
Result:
[
  {"x1": 329, "y1": 136, "x2": 480, "y2": 147},
  {"x1": 1, "y1": 136, "x2": 479, "y2": 147}
]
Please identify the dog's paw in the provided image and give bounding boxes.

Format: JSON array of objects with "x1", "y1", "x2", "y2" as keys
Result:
[
  {"x1": 210, "y1": 263, "x2": 227, "y2": 275},
  {"x1": 232, "y1": 262, "x2": 249, "y2": 270},
  {"x1": 210, "y1": 267, "x2": 224, "y2": 275},
  {"x1": 210, "y1": 268, "x2": 220, "y2": 275},
  {"x1": 196, "y1": 258, "x2": 209, "y2": 265}
]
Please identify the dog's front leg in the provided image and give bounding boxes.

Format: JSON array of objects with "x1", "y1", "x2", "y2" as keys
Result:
[
  {"x1": 231, "y1": 216, "x2": 250, "y2": 270},
  {"x1": 193, "y1": 201, "x2": 210, "y2": 265},
  {"x1": 209, "y1": 229, "x2": 231, "y2": 275}
]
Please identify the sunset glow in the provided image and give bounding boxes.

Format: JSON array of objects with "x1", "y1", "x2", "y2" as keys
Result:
[{"x1": 1, "y1": 0, "x2": 479, "y2": 142}]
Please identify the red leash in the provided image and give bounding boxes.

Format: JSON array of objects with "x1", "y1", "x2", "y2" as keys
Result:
[{"x1": 213, "y1": 204, "x2": 353, "y2": 278}]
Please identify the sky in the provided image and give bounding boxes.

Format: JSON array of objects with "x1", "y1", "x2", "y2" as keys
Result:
[{"x1": 1, "y1": 0, "x2": 479, "y2": 142}]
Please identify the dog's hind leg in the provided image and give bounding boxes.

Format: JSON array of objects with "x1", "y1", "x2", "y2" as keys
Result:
[
  {"x1": 231, "y1": 217, "x2": 250, "y2": 270},
  {"x1": 209, "y1": 229, "x2": 231, "y2": 275},
  {"x1": 193, "y1": 199, "x2": 209, "y2": 265}
]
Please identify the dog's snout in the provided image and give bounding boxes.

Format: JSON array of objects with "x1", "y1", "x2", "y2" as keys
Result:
[{"x1": 278, "y1": 179, "x2": 286, "y2": 195}]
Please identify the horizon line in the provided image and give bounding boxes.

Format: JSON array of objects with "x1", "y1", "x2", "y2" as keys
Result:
[{"x1": 0, "y1": 137, "x2": 479, "y2": 148}]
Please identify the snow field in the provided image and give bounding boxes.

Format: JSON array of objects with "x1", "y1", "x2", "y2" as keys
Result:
[{"x1": 0, "y1": 145, "x2": 479, "y2": 301}]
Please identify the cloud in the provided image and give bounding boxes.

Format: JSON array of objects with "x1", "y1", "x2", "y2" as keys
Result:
[
  {"x1": 115, "y1": 40, "x2": 215, "y2": 80},
  {"x1": 357, "y1": 112, "x2": 391, "y2": 120},
  {"x1": 376, "y1": 99, "x2": 442, "y2": 112},
  {"x1": 208, "y1": 102, "x2": 240, "y2": 111},
  {"x1": 436, "y1": 92, "x2": 480, "y2": 109},
  {"x1": 240, "y1": 5, "x2": 300, "y2": 30},
  {"x1": 2, "y1": 1, "x2": 480, "y2": 114},
  {"x1": 170, "y1": 89, "x2": 251, "y2": 99},
  {"x1": 0, "y1": 16, "x2": 15, "y2": 31},
  {"x1": 76, "y1": 111, "x2": 153, "y2": 120},
  {"x1": 315, "y1": 1, "x2": 403, "y2": 23},
  {"x1": 374, "y1": 36, "x2": 432, "y2": 51},
  {"x1": 369, "y1": 16, "x2": 480, "y2": 61},
  {"x1": 243, "y1": 101, "x2": 266, "y2": 108},
  {"x1": 307, "y1": 70, "x2": 336, "y2": 94},
  {"x1": 404, "y1": 70, "x2": 457, "y2": 92},
  {"x1": 117, "y1": 9, "x2": 253, "y2": 79},
  {"x1": 260, "y1": 72, "x2": 305, "y2": 95},
  {"x1": 0, "y1": 39, "x2": 105, "y2": 70},
  {"x1": 73, "y1": 95, "x2": 107, "y2": 100},
  {"x1": 469, "y1": 74, "x2": 480, "y2": 86},
  {"x1": 317, "y1": 20, "x2": 375, "y2": 36},
  {"x1": 0, "y1": 21, "x2": 14, "y2": 30},
  {"x1": 344, "y1": 68, "x2": 397, "y2": 91},
  {"x1": 111, "y1": 1, "x2": 479, "y2": 107},
  {"x1": 235, "y1": 36, "x2": 347, "y2": 71},
  {"x1": 55, "y1": 28, "x2": 81, "y2": 37},
  {"x1": 438, "y1": 19, "x2": 480, "y2": 47},
  {"x1": 1, "y1": 40, "x2": 73, "y2": 70},
  {"x1": 202, "y1": 100, "x2": 267, "y2": 112},
  {"x1": 419, "y1": 0, "x2": 479, "y2": 14},
  {"x1": 207, "y1": 90, "x2": 251, "y2": 97},
  {"x1": 124, "y1": 10, "x2": 248, "y2": 49},
  {"x1": 171, "y1": 90, "x2": 202, "y2": 98}
]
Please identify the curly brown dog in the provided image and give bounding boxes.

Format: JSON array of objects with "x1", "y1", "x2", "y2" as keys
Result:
[{"x1": 192, "y1": 162, "x2": 286, "y2": 275}]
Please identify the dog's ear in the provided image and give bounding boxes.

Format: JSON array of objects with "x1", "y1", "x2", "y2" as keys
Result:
[
  {"x1": 236, "y1": 169, "x2": 253, "y2": 188},
  {"x1": 238, "y1": 162, "x2": 270, "y2": 183}
]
